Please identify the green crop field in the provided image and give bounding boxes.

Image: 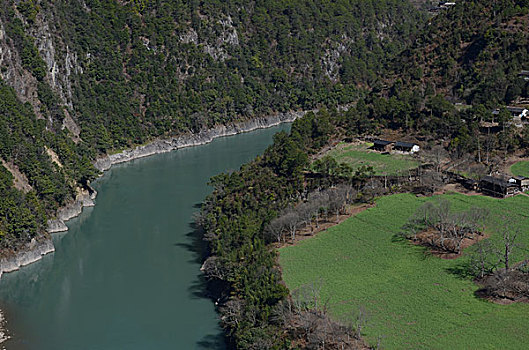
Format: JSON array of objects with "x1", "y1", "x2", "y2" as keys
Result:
[
  {"x1": 511, "y1": 161, "x2": 529, "y2": 177},
  {"x1": 325, "y1": 142, "x2": 420, "y2": 175},
  {"x1": 279, "y1": 193, "x2": 529, "y2": 349}
]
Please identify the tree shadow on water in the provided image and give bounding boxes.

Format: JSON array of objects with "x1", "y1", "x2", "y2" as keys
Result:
[
  {"x1": 171, "y1": 203, "x2": 229, "y2": 349},
  {"x1": 172, "y1": 217, "x2": 212, "y2": 299},
  {"x1": 196, "y1": 333, "x2": 228, "y2": 350}
]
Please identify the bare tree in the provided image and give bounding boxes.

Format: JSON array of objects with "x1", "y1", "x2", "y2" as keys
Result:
[
  {"x1": 498, "y1": 216, "x2": 521, "y2": 270},
  {"x1": 308, "y1": 191, "x2": 326, "y2": 228},
  {"x1": 283, "y1": 210, "x2": 301, "y2": 243},
  {"x1": 219, "y1": 298, "x2": 244, "y2": 329},
  {"x1": 483, "y1": 133, "x2": 496, "y2": 165},
  {"x1": 201, "y1": 256, "x2": 231, "y2": 280},
  {"x1": 350, "y1": 306, "x2": 369, "y2": 339},
  {"x1": 298, "y1": 201, "x2": 319, "y2": 233},
  {"x1": 420, "y1": 170, "x2": 444, "y2": 193},
  {"x1": 422, "y1": 145, "x2": 448, "y2": 173},
  {"x1": 283, "y1": 282, "x2": 369, "y2": 349},
  {"x1": 467, "y1": 163, "x2": 488, "y2": 180},
  {"x1": 403, "y1": 200, "x2": 489, "y2": 254},
  {"x1": 265, "y1": 215, "x2": 289, "y2": 243},
  {"x1": 470, "y1": 240, "x2": 496, "y2": 278}
]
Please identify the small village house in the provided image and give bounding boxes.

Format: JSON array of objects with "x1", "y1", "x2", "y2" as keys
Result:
[
  {"x1": 393, "y1": 141, "x2": 420, "y2": 154},
  {"x1": 507, "y1": 107, "x2": 528, "y2": 119},
  {"x1": 491, "y1": 107, "x2": 528, "y2": 128},
  {"x1": 492, "y1": 107, "x2": 529, "y2": 119},
  {"x1": 480, "y1": 176, "x2": 519, "y2": 198},
  {"x1": 372, "y1": 139, "x2": 393, "y2": 152},
  {"x1": 511, "y1": 176, "x2": 529, "y2": 192}
]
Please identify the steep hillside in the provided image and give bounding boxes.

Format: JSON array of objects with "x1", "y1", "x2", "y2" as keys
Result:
[
  {"x1": 0, "y1": 0, "x2": 426, "y2": 254},
  {"x1": 395, "y1": 0, "x2": 529, "y2": 105}
]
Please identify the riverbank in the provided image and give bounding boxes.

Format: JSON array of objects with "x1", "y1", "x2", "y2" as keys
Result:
[
  {"x1": 0, "y1": 119, "x2": 292, "y2": 349},
  {"x1": 0, "y1": 110, "x2": 305, "y2": 280},
  {"x1": 93, "y1": 111, "x2": 305, "y2": 171}
]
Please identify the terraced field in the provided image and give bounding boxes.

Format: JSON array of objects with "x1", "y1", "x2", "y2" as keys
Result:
[
  {"x1": 279, "y1": 193, "x2": 529, "y2": 349},
  {"x1": 325, "y1": 142, "x2": 420, "y2": 175}
]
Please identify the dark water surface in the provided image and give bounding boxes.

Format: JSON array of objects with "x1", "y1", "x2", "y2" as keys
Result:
[{"x1": 0, "y1": 124, "x2": 290, "y2": 350}]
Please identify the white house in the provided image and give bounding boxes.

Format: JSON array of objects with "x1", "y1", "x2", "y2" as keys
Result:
[
  {"x1": 394, "y1": 141, "x2": 420, "y2": 154},
  {"x1": 492, "y1": 107, "x2": 528, "y2": 119}
]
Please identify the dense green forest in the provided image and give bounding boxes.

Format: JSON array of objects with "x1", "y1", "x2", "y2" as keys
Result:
[
  {"x1": 3, "y1": 0, "x2": 425, "y2": 151},
  {"x1": 352, "y1": 0, "x2": 529, "y2": 156},
  {"x1": 0, "y1": 0, "x2": 425, "y2": 249},
  {"x1": 0, "y1": 79, "x2": 97, "y2": 247},
  {"x1": 394, "y1": 0, "x2": 529, "y2": 105}
]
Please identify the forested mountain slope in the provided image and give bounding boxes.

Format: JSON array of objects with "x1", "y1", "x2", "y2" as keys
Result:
[
  {"x1": 393, "y1": 0, "x2": 529, "y2": 105},
  {"x1": 0, "y1": 0, "x2": 425, "y2": 251}
]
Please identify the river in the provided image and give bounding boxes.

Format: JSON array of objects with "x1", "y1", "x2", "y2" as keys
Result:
[{"x1": 0, "y1": 124, "x2": 290, "y2": 349}]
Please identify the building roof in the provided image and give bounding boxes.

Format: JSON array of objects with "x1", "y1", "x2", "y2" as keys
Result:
[
  {"x1": 394, "y1": 141, "x2": 418, "y2": 149},
  {"x1": 480, "y1": 121, "x2": 500, "y2": 128},
  {"x1": 519, "y1": 70, "x2": 529, "y2": 76},
  {"x1": 512, "y1": 176, "x2": 528, "y2": 181},
  {"x1": 373, "y1": 139, "x2": 393, "y2": 146},
  {"x1": 507, "y1": 106, "x2": 528, "y2": 113},
  {"x1": 492, "y1": 107, "x2": 528, "y2": 115},
  {"x1": 481, "y1": 176, "x2": 517, "y2": 188}
]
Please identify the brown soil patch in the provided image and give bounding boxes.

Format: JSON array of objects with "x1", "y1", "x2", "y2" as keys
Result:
[
  {"x1": 411, "y1": 228, "x2": 488, "y2": 260},
  {"x1": 274, "y1": 203, "x2": 375, "y2": 248},
  {"x1": 474, "y1": 292, "x2": 529, "y2": 305},
  {"x1": 435, "y1": 183, "x2": 481, "y2": 196},
  {"x1": 0, "y1": 159, "x2": 32, "y2": 193}
]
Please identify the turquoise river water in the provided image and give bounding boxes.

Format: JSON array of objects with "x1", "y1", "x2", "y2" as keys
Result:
[{"x1": 0, "y1": 124, "x2": 290, "y2": 350}]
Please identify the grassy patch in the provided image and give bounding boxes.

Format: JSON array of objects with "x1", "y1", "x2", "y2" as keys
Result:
[
  {"x1": 325, "y1": 142, "x2": 419, "y2": 175},
  {"x1": 279, "y1": 193, "x2": 529, "y2": 349},
  {"x1": 511, "y1": 161, "x2": 529, "y2": 177}
]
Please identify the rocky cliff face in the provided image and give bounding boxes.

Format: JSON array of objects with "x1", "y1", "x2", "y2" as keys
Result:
[
  {"x1": 0, "y1": 237, "x2": 54, "y2": 279},
  {"x1": 0, "y1": 20, "x2": 42, "y2": 117}
]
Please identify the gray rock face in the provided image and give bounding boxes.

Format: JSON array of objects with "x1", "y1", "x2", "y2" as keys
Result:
[
  {"x1": 0, "y1": 238, "x2": 55, "y2": 278},
  {"x1": 47, "y1": 189, "x2": 96, "y2": 233},
  {"x1": 95, "y1": 111, "x2": 306, "y2": 171}
]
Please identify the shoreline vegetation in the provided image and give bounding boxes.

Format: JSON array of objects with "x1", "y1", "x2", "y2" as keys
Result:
[{"x1": 198, "y1": 96, "x2": 529, "y2": 347}]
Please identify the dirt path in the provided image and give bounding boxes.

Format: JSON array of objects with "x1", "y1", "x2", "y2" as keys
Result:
[
  {"x1": 435, "y1": 183, "x2": 482, "y2": 197},
  {"x1": 502, "y1": 154, "x2": 529, "y2": 175}
]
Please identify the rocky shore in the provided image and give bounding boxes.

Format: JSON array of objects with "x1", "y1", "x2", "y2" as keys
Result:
[
  {"x1": 0, "y1": 110, "x2": 305, "y2": 280},
  {"x1": 94, "y1": 111, "x2": 304, "y2": 171}
]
